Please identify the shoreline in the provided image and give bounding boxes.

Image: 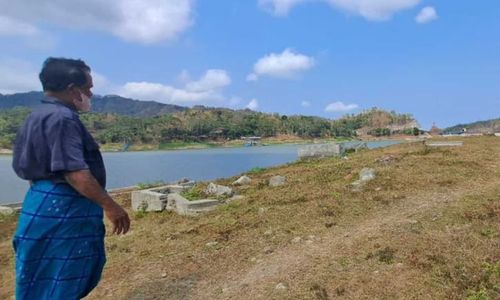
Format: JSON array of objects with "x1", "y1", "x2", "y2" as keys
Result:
[{"x1": 0, "y1": 135, "x2": 424, "y2": 156}]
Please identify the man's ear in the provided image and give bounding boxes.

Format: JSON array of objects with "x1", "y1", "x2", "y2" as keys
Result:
[{"x1": 68, "y1": 85, "x2": 82, "y2": 101}]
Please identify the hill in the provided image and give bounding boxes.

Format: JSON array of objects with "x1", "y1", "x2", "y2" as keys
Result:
[
  {"x1": 0, "y1": 92, "x2": 421, "y2": 149},
  {"x1": 1, "y1": 137, "x2": 499, "y2": 299},
  {"x1": 443, "y1": 118, "x2": 500, "y2": 135},
  {"x1": 0, "y1": 91, "x2": 187, "y2": 117},
  {"x1": 0, "y1": 105, "x2": 420, "y2": 150}
]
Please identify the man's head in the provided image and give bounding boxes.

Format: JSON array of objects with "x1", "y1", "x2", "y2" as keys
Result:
[{"x1": 39, "y1": 57, "x2": 93, "y2": 112}]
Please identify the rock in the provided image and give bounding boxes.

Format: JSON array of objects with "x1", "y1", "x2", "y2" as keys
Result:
[
  {"x1": 275, "y1": 283, "x2": 288, "y2": 291},
  {"x1": 264, "y1": 230, "x2": 273, "y2": 236},
  {"x1": 205, "y1": 241, "x2": 219, "y2": 247},
  {"x1": 161, "y1": 272, "x2": 167, "y2": 278},
  {"x1": 232, "y1": 175, "x2": 252, "y2": 186},
  {"x1": 263, "y1": 246, "x2": 273, "y2": 254},
  {"x1": 0, "y1": 206, "x2": 15, "y2": 216},
  {"x1": 258, "y1": 207, "x2": 268, "y2": 215},
  {"x1": 225, "y1": 195, "x2": 245, "y2": 204},
  {"x1": 269, "y1": 175, "x2": 286, "y2": 187},
  {"x1": 351, "y1": 168, "x2": 376, "y2": 192},
  {"x1": 359, "y1": 168, "x2": 376, "y2": 181},
  {"x1": 376, "y1": 154, "x2": 398, "y2": 164},
  {"x1": 178, "y1": 177, "x2": 190, "y2": 184},
  {"x1": 205, "y1": 183, "x2": 233, "y2": 197}
]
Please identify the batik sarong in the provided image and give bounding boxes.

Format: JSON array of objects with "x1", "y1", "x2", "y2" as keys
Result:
[{"x1": 13, "y1": 180, "x2": 106, "y2": 300}]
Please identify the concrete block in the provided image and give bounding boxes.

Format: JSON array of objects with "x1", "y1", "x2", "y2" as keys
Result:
[
  {"x1": 0, "y1": 206, "x2": 15, "y2": 216},
  {"x1": 298, "y1": 143, "x2": 341, "y2": 159},
  {"x1": 425, "y1": 141, "x2": 463, "y2": 147},
  {"x1": 131, "y1": 190, "x2": 168, "y2": 212}
]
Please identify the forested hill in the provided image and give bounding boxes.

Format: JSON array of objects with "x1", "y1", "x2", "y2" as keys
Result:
[
  {"x1": 0, "y1": 103, "x2": 420, "y2": 149},
  {"x1": 0, "y1": 91, "x2": 187, "y2": 117},
  {"x1": 443, "y1": 118, "x2": 500, "y2": 134}
]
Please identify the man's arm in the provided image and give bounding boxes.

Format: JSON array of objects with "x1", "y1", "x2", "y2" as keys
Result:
[{"x1": 64, "y1": 169, "x2": 130, "y2": 235}]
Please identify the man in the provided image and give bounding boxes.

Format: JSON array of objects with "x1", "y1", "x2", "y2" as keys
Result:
[{"x1": 12, "y1": 57, "x2": 130, "y2": 299}]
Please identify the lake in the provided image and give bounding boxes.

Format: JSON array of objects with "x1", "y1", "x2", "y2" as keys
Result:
[{"x1": 0, "y1": 141, "x2": 401, "y2": 204}]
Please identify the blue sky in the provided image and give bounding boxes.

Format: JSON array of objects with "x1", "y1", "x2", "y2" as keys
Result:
[{"x1": 0, "y1": 0, "x2": 498, "y2": 129}]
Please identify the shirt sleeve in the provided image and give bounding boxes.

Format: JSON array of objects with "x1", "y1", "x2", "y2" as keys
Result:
[{"x1": 48, "y1": 116, "x2": 89, "y2": 173}]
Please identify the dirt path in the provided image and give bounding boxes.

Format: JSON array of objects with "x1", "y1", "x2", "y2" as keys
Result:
[{"x1": 190, "y1": 181, "x2": 496, "y2": 300}]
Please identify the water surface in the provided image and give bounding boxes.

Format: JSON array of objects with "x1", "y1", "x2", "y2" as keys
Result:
[{"x1": 0, "y1": 141, "x2": 401, "y2": 204}]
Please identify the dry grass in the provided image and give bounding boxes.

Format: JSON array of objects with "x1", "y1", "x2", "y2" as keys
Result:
[{"x1": 1, "y1": 136, "x2": 499, "y2": 299}]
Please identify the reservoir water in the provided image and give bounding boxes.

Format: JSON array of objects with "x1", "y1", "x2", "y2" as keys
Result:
[{"x1": 0, "y1": 141, "x2": 401, "y2": 204}]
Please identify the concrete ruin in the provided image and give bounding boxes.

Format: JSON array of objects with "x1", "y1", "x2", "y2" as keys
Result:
[
  {"x1": 298, "y1": 141, "x2": 367, "y2": 159},
  {"x1": 131, "y1": 181, "x2": 233, "y2": 216},
  {"x1": 425, "y1": 141, "x2": 464, "y2": 147}
]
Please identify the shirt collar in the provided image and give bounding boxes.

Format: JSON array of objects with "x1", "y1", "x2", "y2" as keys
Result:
[{"x1": 41, "y1": 95, "x2": 77, "y2": 111}]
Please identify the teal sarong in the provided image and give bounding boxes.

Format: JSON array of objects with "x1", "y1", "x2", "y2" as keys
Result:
[{"x1": 13, "y1": 180, "x2": 106, "y2": 300}]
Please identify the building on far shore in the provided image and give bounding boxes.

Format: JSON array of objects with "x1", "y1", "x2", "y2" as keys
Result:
[{"x1": 429, "y1": 122, "x2": 443, "y2": 136}]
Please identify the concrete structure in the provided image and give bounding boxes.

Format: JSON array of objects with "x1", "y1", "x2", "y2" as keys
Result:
[
  {"x1": 0, "y1": 206, "x2": 15, "y2": 215},
  {"x1": 132, "y1": 184, "x2": 223, "y2": 216},
  {"x1": 425, "y1": 141, "x2": 464, "y2": 147},
  {"x1": 298, "y1": 141, "x2": 367, "y2": 159},
  {"x1": 298, "y1": 143, "x2": 342, "y2": 159}
]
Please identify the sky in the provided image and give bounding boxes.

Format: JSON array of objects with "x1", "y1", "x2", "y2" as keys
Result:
[{"x1": 0, "y1": 0, "x2": 499, "y2": 129}]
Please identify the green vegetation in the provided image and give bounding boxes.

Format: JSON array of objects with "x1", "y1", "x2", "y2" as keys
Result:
[
  {"x1": 0, "y1": 106, "x2": 419, "y2": 149},
  {"x1": 180, "y1": 185, "x2": 205, "y2": 201},
  {"x1": 247, "y1": 167, "x2": 266, "y2": 174},
  {"x1": 0, "y1": 107, "x2": 30, "y2": 148},
  {"x1": 136, "y1": 180, "x2": 166, "y2": 189},
  {"x1": 444, "y1": 118, "x2": 500, "y2": 135}
]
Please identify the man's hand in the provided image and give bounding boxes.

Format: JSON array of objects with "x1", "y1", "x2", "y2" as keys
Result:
[
  {"x1": 65, "y1": 169, "x2": 131, "y2": 235},
  {"x1": 103, "y1": 201, "x2": 130, "y2": 235}
]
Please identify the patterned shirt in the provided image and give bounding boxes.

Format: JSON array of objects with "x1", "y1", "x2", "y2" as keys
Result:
[{"x1": 12, "y1": 96, "x2": 106, "y2": 188}]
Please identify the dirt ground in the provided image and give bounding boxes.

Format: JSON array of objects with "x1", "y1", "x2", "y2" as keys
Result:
[{"x1": 1, "y1": 136, "x2": 499, "y2": 299}]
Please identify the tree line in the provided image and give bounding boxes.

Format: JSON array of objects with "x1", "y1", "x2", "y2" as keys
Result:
[{"x1": 0, "y1": 106, "x2": 419, "y2": 148}]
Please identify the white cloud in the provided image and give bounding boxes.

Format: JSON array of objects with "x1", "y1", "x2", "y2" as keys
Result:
[
  {"x1": 0, "y1": 16, "x2": 39, "y2": 36},
  {"x1": 415, "y1": 6, "x2": 438, "y2": 24},
  {"x1": 0, "y1": 59, "x2": 40, "y2": 94},
  {"x1": 91, "y1": 71, "x2": 114, "y2": 95},
  {"x1": 260, "y1": 0, "x2": 421, "y2": 21},
  {"x1": 185, "y1": 69, "x2": 231, "y2": 92},
  {"x1": 0, "y1": 0, "x2": 194, "y2": 44},
  {"x1": 258, "y1": 0, "x2": 309, "y2": 16},
  {"x1": 301, "y1": 100, "x2": 311, "y2": 107},
  {"x1": 248, "y1": 48, "x2": 315, "y2": 81},
  {"x1": 325, "y1": 101, "x2": 358, "y2": 112},
  {"x1": 246, "y1": 99, "x2": 259, "y2": 110},
  {"x1": 117, "y1": 69, "x2": 231, "y2": 104}
]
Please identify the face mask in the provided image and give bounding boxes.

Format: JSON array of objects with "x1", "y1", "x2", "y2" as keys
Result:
[{"x1": 77, "y1": 90, "x2": 91, "y2": 112}]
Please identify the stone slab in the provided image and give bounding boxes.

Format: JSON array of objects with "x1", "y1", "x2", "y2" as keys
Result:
[{"x1": 298, "y1": 143, "x2": 341, "y2": 159}]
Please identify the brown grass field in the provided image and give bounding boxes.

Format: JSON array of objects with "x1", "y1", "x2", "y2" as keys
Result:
[{"x1": 1, "y1": 136, "x2": 499, "y2": 299}]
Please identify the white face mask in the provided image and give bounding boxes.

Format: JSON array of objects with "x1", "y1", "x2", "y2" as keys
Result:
[{"x1": 77, "y1": 90, "x2": 91, "y2": 112}]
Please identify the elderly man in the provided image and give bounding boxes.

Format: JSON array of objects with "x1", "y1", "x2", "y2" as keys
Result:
[{"x1": 12, "y1": 57, "x2": 130, "y2": 299}]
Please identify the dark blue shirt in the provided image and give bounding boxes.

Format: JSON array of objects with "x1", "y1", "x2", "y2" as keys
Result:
[{"x1": 12, "y1": 96, "x2": 106, "y2": 188}]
